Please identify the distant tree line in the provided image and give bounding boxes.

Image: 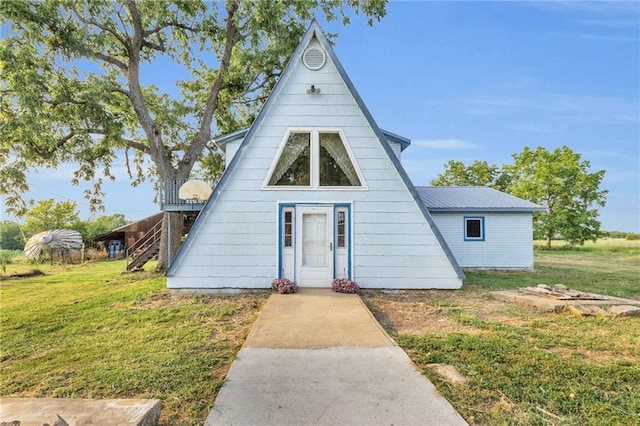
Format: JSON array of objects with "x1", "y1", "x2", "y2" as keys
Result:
[
  {"x1": 0, "y1": 199, "x2": 129, "y2": 251},
  {"x1": 431, "y1": 146, "x2": 608, "y2": 247}
]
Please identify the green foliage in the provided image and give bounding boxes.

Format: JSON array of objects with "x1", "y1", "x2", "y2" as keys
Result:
[
  {"x1": 0, "y1": 0, "x2": 386, "y2": 210},
  {"x1": 430, "y1": 160, "x2": 511, "y2": 191},
  {"x1": 0, "y1": 221, "x2": 24, "y2": 250},
  {"x1": 508, "y1": 146, "x2": 607, "y2": 246},
  {"x1": 626, "y1": 233, "x2": 638, "y2": 241},
  {"x1": 75, "y1": 214, "x2": 130, "y2": 245},
  {"x1": 432, "y1": 146, "x2": 608, "y2": 248},
  {"x1": 22, "y1": 198, "x2": 81, "y2": 237},
  {"x1": 1, "y1": 0, "x2": 387, "y2": 268}
]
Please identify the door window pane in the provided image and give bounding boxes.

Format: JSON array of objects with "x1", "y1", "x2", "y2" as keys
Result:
[
  {"x1": 283, "y1": 210, "x2": 293, "y2": 247},
  {"x1": 337, "y1": 210, "x2": 346, "y2": 248}
]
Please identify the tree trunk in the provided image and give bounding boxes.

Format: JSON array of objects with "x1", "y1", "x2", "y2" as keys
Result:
[
  {"x1": 156, "y1": 211, "x2": 184, "y2": 271},
  {"x1": 546, "y1": 234, "x2": 552, "y2": 248}
]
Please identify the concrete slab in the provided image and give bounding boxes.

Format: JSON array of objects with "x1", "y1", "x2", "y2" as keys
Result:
[
  {"x1": 609, "y1": 305, "x2": 640, "y2": 317},
  {"x1": 0, "y1": 398, "x2": 161, "y2": 426},
  {"x1": 206, "y1": 347, "x2": 467, "y2": 426},
  {"x1": 207, "y1": 289, "x2": 468, "y2": 426},
  {"x1": 491, "y1": 290, "x2": 640, "y2": 312},
  {"x1": 244, "y1": 289, "x2": 393, "y2": 348}
]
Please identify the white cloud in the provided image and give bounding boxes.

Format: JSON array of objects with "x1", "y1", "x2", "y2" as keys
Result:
[{"x1": 412, "y1": 138, "x2": 478, "y2": 150}]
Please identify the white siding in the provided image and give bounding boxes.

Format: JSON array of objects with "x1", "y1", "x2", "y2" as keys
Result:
[
  {"x1": 167, "y1": 38, "x2": 462, "y2": 290},
  {"x1": 430, "y1": 212, "x2": 535, "y2": 269},
  {"x1": 387, "y1": 140, "x2": 402, "y2": 161},
  {"x1": 224, "y1": 140, "x2": 241, "y2": 168}
]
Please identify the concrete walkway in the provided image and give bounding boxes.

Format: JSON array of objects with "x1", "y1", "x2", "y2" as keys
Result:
[{"x1": 206, "y1": 289, "x2": 467, "y2": 426}]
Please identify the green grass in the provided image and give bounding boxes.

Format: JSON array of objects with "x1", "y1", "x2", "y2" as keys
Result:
[
  {"x1": 367, "y1": 239, "x2": 640, "y2": 425},
  {"x1": 465, "y1": 239, "x2": 640, "y2": 299},
  {"x1": 2, "y1": 240, "x2": 638, "y2": 425},
  {"x1": 0, "y1": 260, "x2": 268, "y2": 425},
  {"x1": 399, "y1": 317, "x2": 640, "y2": 425}
]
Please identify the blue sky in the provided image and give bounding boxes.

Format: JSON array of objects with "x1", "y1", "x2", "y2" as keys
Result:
[{"x1": 4, "y1": 1, "x2": 639, "y2": 232}]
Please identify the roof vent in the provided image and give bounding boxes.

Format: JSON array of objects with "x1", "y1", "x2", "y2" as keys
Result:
[{"x1": 302, "y1": 47, "x2": 326, "y2": 70}]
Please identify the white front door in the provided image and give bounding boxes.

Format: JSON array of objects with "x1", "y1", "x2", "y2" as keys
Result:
[{"x1": 296, "y1": 206, "x2": 333, "y2": 287}]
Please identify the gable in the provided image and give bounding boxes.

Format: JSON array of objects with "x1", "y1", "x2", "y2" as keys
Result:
[{"x1": 167, "y1": 21, "x2": 463, "y2": 285}]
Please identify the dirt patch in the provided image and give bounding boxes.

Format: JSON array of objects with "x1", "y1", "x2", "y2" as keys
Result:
[
  {"x1": 0, "y1": 269, "x2": 45, "y2": 280},
  {"x1": 360, "y1": 286, "x2": 541, "y2": 335},
  {"x1": 546, "y1": 346, "x2": 638, "y2": 364}
]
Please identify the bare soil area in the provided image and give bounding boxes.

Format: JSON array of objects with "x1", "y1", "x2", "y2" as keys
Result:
[{"x1": 360, "y1": 286, "x2": 542, "y2": 336}]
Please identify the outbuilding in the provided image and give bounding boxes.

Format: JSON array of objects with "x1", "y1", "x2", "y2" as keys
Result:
[{"x1": 417, "y1": 186, "x2": 545, "y2": 270}]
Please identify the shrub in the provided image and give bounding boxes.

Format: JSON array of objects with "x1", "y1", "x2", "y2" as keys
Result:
[
  {"x1": 271, "y1": 278, "x2": 299, "y2": 294},
  {"x1": 332, "y1": 278, "x2": 359, "y2": 294},
  {"x1": 86, "y1": 248, "x2": 109, "y2": 261},
  {"x1": 625, "y1": 233, "x2": 638, "y2": 241}
]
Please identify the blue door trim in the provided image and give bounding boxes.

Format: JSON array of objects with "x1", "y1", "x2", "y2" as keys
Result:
[{"x1": 277, "y1": 202, "x2": 352, "y2": 281}]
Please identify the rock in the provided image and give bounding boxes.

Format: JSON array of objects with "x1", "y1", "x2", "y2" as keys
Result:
[
  {"x1": 609, "y1": 305, "x2": 640, "y2": 317},
  {"x1": 537, "y1": 284, "x2": 551, "y2": 290},
  {"x1": 427, "y1": 363, "x2": 467, "y2": 385},
  {"x1": 53, "y1": 414, "x2": 69, "y2": 426},
  {"x1": 552, "y1": 284, "x2": 568, "y2": 291},
  {"x1": 566, "y1": 305, "x2": 609, "y2": 317}
]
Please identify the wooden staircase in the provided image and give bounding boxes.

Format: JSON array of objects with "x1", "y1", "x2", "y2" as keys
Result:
[{"x1": 126, "y1": 221, "x2": 162, "y2": 271}]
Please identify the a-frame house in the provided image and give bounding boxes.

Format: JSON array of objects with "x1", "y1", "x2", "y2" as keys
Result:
[{"x1": 166, "y1": 21, "x2": 465, "y2": 292}]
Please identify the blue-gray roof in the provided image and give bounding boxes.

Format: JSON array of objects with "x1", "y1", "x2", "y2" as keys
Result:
[{"x1": 416, "y1": 186, "x2": 545, "y2": 212}]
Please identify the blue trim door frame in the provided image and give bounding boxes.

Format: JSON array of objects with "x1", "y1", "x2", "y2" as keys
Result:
[{"x1": 278, "y1": 202, "x2": 352, "y2": 283}]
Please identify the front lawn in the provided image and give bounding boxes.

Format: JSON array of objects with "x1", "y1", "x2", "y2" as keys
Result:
[
  {"x1": 364, "y1": 239, "x2": 640, "y2": 425},
  {"x1": 0, "y1": 260, "x2": 268, "y2": 425},
  {"x1": 2, "y1": 240, "x2": 638, "y2": 425}
]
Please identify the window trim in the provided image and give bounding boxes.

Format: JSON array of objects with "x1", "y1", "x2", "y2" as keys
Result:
[
  {"x1": 263, "y1": 128, "x2": 367, "y2": 190},
  {"x1": 464, "y1": 216, "x2": 485, "y2": 241}
]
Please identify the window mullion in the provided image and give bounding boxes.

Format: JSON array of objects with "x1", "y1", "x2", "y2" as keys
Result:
[{"x1": 311, "y1": 131, "x2": 320, "y2": 188}]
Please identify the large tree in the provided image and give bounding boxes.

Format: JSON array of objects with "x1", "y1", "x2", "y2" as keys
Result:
[
  {"x1": 431, "y1": 146, "x2": 607, "y2": 247},
  {"x1": 430, "y1": 159, "x2": 511, "y2": 191},
  {"x1": 0, "y1": 0, "x2": 386, "y2": 269},
  {"x1": 0, "y1": 221, "x2": 24, "y2": 250},
  {"x1": 507, "y1": 146, "x2": 607, "y2": 247},
  {"x1": 22, "y1": 198, "x2": 81, "y2": 236}
]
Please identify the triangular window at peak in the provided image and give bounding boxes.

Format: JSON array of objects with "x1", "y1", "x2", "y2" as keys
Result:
[
  {"x1": 319, "y1": 132, "x2": 361, "y2": 186},
  {"x1": 266, "y1": 130, "x2": 364, "y2": 189},
  {"x1": 268, "y1": 133, "x2": 311, "y2": 186}
]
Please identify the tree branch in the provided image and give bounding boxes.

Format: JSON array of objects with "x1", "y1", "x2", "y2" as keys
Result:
[
  {"x1": 243, "y1": 72, "x2": 279, "y2": 95},
  {"x1": 182, "y1": 0, "x2": 241, "y2": 170},
  {"x1": 93, "y1": 52, "x2": 128, "y2": 71},
  {"x1": 125, "y1": 139, "x2": 150, "y2": 154},
  {"x1": 43, "y1": 98, "x2": 87, "y2": 107},
  {"x1": 71, "y1": 6, "x2": 128, "y2": 48}
]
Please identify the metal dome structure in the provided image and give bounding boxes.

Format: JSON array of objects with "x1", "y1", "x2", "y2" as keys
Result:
[{"x1": 24, "y1": 229, "x2": 84, "y2": 259}]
